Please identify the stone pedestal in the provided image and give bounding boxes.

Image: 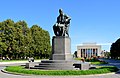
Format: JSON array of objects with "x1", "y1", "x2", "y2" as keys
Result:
[
  {"x1": 73, "y1": 62, "x2": 90, "y2": 70},
  {"x1": 26, "y1": 36, "x2": 91, "y2": 70},
  {"x1": 52, "y1": 36, "x2": 72, "y2": 60},
  {"x1": 26, "y1": 62, "x2": 39, "y2": 69}
]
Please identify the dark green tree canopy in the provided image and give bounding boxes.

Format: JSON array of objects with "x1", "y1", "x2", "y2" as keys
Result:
[
  {"x1": 110, "y1": 38, "x2": 120, "y2": 59},
  {"x1": 0, "y1": 19, "x2": 51, "y2": 59}
]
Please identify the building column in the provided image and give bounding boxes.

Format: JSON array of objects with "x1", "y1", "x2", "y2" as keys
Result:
[
  {"x1": 91, "y1": 49, "x2": 92, "y2": 58},
  {"x1": 95, "y1": 48, "x2": 97, "y2": 56},
  {"x1": 87, "y1": 49, "x2": 89, "y2": 58},
  {"x1": 81, "y1": 49, "x2": 83, "y2": 57},
  {"x1": 94, "y1": 49, "x2": 96, "y2": 57},
  {"x1": 85, "y1": 49, "x2": 87, "y2": 58},
  {"x1": 94, "y1": 49, "x2": 95, "y2": 56},
  {"x1": 89, "y1": 49, "x2": 91, "y2": 58},
  {"x1": 90, "y1": 49, "x2": 92, "y2": 58},
  {"x1": 81, "y1": 49, "x2": 82, "y2": 57},
  {"x1": 84, "y1": 49, "x2": 86, "y2": 58},
  {"x1": 91, "y1": 49, "x2": 93, "y2": 57},
  {"x1": 95, "y1": 49, "x2": 98, "y2": 56},
  {"x1": 83, "y1": 49, "x2": 85, "y2": 57},
  {"x1": 77, "y1": 49, "x2": 81, "y2": 58},
  {"x1": 82, "y1": 49, "x2": 84, "y2": 57}
]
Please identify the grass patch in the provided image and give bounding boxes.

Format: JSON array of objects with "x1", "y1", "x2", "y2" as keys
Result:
[
  {"x1": 91, "y1": 61, "x2": 108, "y2": 65},
  {"x1": 5, "y1": 66, "x2": 118, "y2": 75},
  {"x1": 0, "y1": 60, "x2": 28, "y2": 62}
]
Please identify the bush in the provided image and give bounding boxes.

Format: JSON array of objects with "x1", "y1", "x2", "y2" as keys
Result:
[{"x1": 74, "y1": 58, "x2": 81, "y2": 60}]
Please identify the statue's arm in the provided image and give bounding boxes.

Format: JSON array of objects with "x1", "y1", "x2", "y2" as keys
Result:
[
  {"x1": 65, "y1": 14, "x2": 71, "y2": 22},
  {"x1": 65, "y1": 14, "x2": 71, "y2": 19},
  {"x1": 64, "y1": 14, "x2": 71, "y2": 25},
  {"x1": 56, "y1": 16, "x2": 60, "y2": 24}
]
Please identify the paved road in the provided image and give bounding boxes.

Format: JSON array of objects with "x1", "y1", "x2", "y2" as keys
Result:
[
  {"x1": 98, "y1": 58, "x2": 120, "y2": 69},
  {"x1": 0, "y1": 59, "x2": 120, "y2": 78}
]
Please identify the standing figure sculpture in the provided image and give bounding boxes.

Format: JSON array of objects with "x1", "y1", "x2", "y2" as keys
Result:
[{"x1": 53, "y1": 9, "x2": 71, "y2": 36}]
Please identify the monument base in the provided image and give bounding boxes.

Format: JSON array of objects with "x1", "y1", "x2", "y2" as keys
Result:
[
  {"x1": 26, "y1": 36, "x2": 90, "y2": 70},
  {"x1": 52, "y1": 36, "x2": 72, "y2": 60},
  {"x1": 28, "y1": 60, "x2": 90, "y2": 70},
  {"x1": 30, "y1": 60, "x2": 75, "y2": 70}
]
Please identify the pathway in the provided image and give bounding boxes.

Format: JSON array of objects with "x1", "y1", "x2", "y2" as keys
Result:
[{"x1": 0, "y1": 59, "x2": 120, "y2": 78}]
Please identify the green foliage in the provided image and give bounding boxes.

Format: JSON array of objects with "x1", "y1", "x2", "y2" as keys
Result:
[
  {"x1": 104, "y1": 52, "x2": 111, "y2": 58},
  {"x1": 74, "y1": 58, "x2": 81, "y2": 60},
  {"x1": 74, "y1": 58, "x2": 108, "y2": 65},
  {"x1": 110, "y1": 38, "x2": 120, "y2": 59},
  {"x1": 91, "y1": 61, "x2": 108, "y2": 65},
  {"x1": 86, "y1": 58, "x2": 108, "y2": 65},
  {"x1": 0, "y1": 19, "x2": 51, "y2": 59},
  {"x1": 5, "y1": 66, "x2": 118, "y2": 75},
  {"x1": 30, "y1": 25, "x2": 51, "y2": 59}
]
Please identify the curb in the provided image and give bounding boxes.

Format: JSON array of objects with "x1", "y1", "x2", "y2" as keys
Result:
[
  {"x1": 1, "y1": 69, "x2": 31, "y2": 76},
  {"x1": 84, "y1": 72, "x2": 115, "y2": 76}
]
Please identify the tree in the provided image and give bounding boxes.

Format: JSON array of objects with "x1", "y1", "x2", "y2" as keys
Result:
[
  {"x1": 0, "y1": 22, "x2": 7, "y2": 59},
  {"x1": 1, "y1": 19, "x2": 16, "y2": 59},
  {"x1": 30, "y1": 25, "x2": 51, "y2": 59},
  {"x1": 0, "y1": 19, "x2": 51, "y2": 60},
  {"x1": 14, "y1": 20, "x2": 32, "y2": 59},
  {"x1": 110, "y1": 38, "x2": 120, "y2": 59}
]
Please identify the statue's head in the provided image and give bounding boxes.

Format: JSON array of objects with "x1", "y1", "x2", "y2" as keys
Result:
[{"x1": 59, "y1": 9, "x2": 63, "y2": 16}]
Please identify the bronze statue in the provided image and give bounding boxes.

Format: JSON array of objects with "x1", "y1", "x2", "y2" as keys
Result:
[{"x1": 53, "y1": 9, "x2": 71, "y2": 36}]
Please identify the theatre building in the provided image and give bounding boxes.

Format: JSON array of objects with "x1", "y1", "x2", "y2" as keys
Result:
[{"x1": 77, "y1": 43, "x2": 101, "y2": 58}]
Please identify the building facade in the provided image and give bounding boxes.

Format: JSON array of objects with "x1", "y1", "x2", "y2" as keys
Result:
[{"x1": 77, "y1": 43, "x2": 101, "y2": 58}]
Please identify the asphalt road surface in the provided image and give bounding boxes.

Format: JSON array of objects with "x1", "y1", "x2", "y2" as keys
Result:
[{"x1": 0, "y1": 59, "x2": 120, "y2": 78}]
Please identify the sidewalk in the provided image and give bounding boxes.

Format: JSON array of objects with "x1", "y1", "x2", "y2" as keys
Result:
[
  {"x1": 0, "y1": 60, "x2": 41, "y2": 65},
  {"x1": 0, "y1": 59, "x2": 120, "y2": 78}
]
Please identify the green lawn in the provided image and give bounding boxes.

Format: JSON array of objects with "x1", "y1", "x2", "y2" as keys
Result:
[
  {"x1": 5, "y1": 66, "x2": 118, "y2": 75},
  {"x1": 0, "y1": 60, "x2": 27, "y2": 62},
  {"x1": 91, "y1": 61, "x2": 108, "y2": 65}
]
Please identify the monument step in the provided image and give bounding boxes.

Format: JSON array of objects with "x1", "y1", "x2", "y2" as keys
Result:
[
  {"x1": 39, "y1": 62, "x2": 73, "y2": 65},
  {"x1": 41, "y1": 60, "x2": 74, "y2": 63},
  {"x1": 34, "y1": 64, "x2": 75, "y2": 67},
  {"x1": 30, "y1": 66, "x2": 75, "y2": 70}
]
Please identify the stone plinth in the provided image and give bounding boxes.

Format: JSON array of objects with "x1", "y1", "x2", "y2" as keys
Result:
[
  {"x1": 26, "y1": 62, "x2": 39, "y2": 69},
  {"x1": 73, "y1": 62, "x2": 90, "y2": 70},
  {"x1": 26, "y1": 36, "x2": 91, "y2": 70},
  {"x1": 52, "y1": 36, "x2": 72, "y2": 60},
  {"x1": 30, "y1": 60, "x2": 75, "y2": 70}
]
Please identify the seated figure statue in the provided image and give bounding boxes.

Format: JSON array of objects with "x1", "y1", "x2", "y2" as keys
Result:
[{"x1": 53, "y1": 9, "x2": 71, "y2": 36}]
